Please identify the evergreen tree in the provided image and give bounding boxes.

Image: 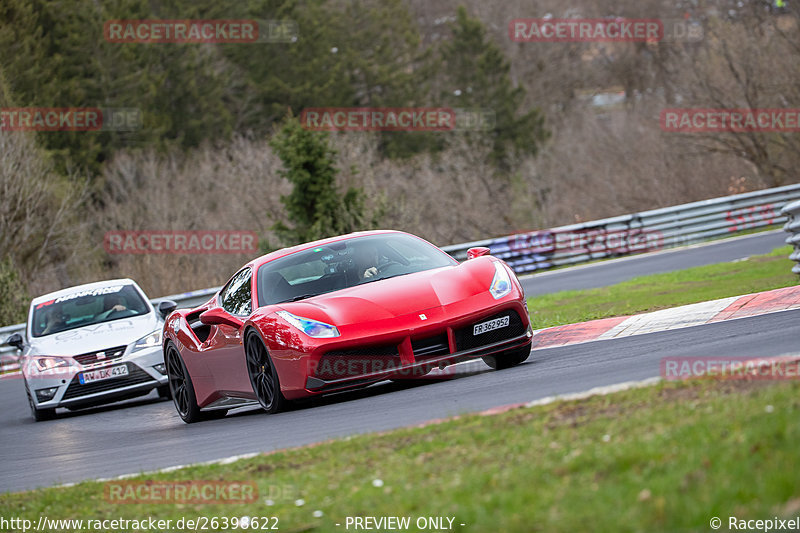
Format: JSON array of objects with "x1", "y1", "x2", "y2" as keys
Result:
[
  {"x1": 223, "y1": 0, "x2": 433, "y2": 157},
  {"x1": 0, "y1": 0, "x2": 234, "y2": 177},
  {"x1": 439, "y1": 6, "x2": 549, "y2": 170},
  {"x1": 268, "y1": 115, "x2": 374, "y2": 246}
]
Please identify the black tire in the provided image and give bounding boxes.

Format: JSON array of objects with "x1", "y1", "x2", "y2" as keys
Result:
[
  {"x1": 26, "y1": 383, "x2": 56, "y2": 422},
  {"x1": 245, "y1": 330, "x2": 286, "y2": 414},
  {"x1": 483, "y1": 344, "x2": 531, "y2": 370},
  {"x1": 165, "y1": 342, "x2": 205, "y2": 423},
  {"x1": 157, "y1": 384, "x2": 171, "y2": 399}
]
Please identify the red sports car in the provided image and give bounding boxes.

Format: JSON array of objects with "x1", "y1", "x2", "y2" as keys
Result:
[{"x1": 162, "y1": 230, "x2": 532, "y2": 423}]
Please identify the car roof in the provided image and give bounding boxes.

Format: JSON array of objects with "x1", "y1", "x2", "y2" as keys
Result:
[{"x1": 30, "y1": 278, "x2": 141, "y2": 306}]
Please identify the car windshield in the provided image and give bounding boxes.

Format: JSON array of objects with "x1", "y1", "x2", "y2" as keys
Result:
[
  {"x1": 257, "y1": 234, "x2": 457, "y2": 306},
  {"x1": 31, "y1": 284, "x2": 150, "y2": 337}
]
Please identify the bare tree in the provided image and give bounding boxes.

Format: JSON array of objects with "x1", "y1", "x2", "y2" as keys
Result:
[
  {"x1": 0, "y1": 129, "x2": 88, "y2": 294},
  {"x1": 664, "y1": 9, "x2": 800, "y2": 186}
]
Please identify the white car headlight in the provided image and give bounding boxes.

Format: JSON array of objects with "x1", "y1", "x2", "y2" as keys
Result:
[
  {"x1": 33, "y1": 357, "x2": 73, "y2": 373},
  {"x1": 489, "y1": 261, "x2": 513, "y2": 299},
  {"x1": 277, "y1": 311, "x2": 340, "y2": 338},
  {"x1": 131, "y1": 330, "x2": 162, "y2": 353}
]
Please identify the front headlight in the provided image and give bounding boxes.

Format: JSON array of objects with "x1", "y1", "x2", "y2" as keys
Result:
[
  {"x1": 131, "y1": 330, "x2": 162, "y2": 353},
  {"x1": 489, "y1": 261, "x2": 513, "y2": 299},
  {"x1": 277, "y1": 311, "x2": 340, "y2": 338},
  {"x1": 33, "y1": 357, "x2": 73, "y2": 373}
]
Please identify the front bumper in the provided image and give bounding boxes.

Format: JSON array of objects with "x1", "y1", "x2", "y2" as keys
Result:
[
  {"x1": 305, "y1": 328, "x2": 532, "y2": 392},
  {"x1": 25, "y1": 345, "x2": 168, "y2": 410},
  {"x1": 295, "y1": 301, "x2": 533, "y2": 394}
]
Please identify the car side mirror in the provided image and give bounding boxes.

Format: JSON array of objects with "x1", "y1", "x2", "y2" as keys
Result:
[
  {"x1": 157, "y1": 300, "x2": 178, "y2": 318},
  {"x1": 467, "y1": 247, "x2": 491, "y2": 260},
  {"x1": 199, "y1": 307, "x2": 244, "y2": 329},
  {"x1": 5, "y1": 333, "x2": 24, "y2": 350}
]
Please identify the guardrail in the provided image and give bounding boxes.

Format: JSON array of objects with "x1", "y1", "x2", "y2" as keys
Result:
[
  {"x1": 441, "y1": 183, "x2": 800, "y2": 273},
  {"x1": 3, "y1": 183, "x2": 800, "y2": 373},
  {"x1": 781, "y1": 199, "x2": 800, "y2": 275}
]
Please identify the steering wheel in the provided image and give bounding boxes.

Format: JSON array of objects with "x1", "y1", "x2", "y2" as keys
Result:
[
  {"x1": 377, "y1": 261, "x2": 402, "y2": 274},
  {"x1": 106, "y1": 308, "x2": 129, "y2": 319}
]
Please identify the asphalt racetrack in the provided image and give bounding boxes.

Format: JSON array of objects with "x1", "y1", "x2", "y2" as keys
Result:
[{"x1": 1, "y1": 307, "x2": 797, "y2": 492}]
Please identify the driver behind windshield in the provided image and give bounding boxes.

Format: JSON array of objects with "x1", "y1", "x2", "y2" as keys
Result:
[
  {"x1": 41, "y1": 308, "x2": 67, "y2": 335},
  {"x1": 96, "y1": 294, "x2": 128, "y2": 320},
  {"x1": 353, "y1": 244, "x2": 379, "y2": 280}
]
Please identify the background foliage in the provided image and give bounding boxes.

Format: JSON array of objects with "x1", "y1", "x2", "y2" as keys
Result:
[{"x1": 1, "y1": 0, "x2": 799, "y2": 315}]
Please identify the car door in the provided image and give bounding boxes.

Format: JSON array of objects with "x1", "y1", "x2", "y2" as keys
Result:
[{"x1": 204, "y1": 268, "x2": 254, "y2": 396}]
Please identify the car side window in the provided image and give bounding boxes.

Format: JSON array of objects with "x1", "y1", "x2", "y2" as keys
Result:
[{"x1": 220, "y1": 268, "x2": 252, "y2": 316}]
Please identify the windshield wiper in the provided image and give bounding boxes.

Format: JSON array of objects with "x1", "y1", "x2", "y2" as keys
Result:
[
  {"x1": 281, "y1": 293, "x2": 321, "y2": 303},
  {"x1": 358, "y1": 273, "x2": 409, "y2": 285},
  {"x1": 376, "y1": 273, "x2": 408, "y2": 281}
]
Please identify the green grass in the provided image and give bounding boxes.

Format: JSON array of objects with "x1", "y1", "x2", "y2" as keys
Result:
[
  {"x1": 2, "y1": 379, "x2": 799, "y2": 532},
  {"x1": 528, "y1": 245, "x2": 798, "y2": 330}
]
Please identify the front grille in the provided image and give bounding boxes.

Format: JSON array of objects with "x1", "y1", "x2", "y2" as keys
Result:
[
  {"x1": 412, "y1": 333, "x2": 450, "y2": 359},
  {"x1": 62, "y1": 363, "x2": 156, "y2": 400},
  {"x1": 317, "y1": 344, "x2": 401, "y2": 380},
  {"x1": 325, "y1": 344, "x2": 400, "y2": 357},
  {"x1": 73, "y1": 345, "x2": 127, "y2": 366},
  {"x1": 454, "y1": 310, "x2": 525, "y2": 351}
]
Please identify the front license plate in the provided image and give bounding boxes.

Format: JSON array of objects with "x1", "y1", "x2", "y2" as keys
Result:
[
  {"x1": 79, "y1": 365, "x2": 128, "y2": 384},
  {"x1": 473, "y1": 316, "x2": 510, "y2": 336}
]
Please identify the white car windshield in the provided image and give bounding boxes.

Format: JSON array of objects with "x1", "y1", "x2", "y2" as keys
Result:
[{"x1": 31, "y1": 284, "x2": 150, "y2": 337}]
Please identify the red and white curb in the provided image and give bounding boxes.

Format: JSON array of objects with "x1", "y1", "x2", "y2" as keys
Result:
[{"x1": 530, "y1": 285, "x2": 800, "y2": 351}]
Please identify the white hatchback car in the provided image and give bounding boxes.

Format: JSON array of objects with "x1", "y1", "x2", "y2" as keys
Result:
[{"x1": 6, "y1": 279, "x2": 176, "y2": 421}]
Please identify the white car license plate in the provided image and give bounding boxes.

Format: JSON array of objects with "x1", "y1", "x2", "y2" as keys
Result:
[
  {"x1": 79, "y1": 365, "x2": 128, "y2": 384},
  {"x1": 473, "y1": 316, "x2": 510, "y2": 336}
]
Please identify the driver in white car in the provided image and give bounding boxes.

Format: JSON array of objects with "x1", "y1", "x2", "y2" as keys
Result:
[
  {"x1": 96, "y1": 293, "x2": 128, "y2": 320},
  {"x1": 41, "y1": 309, "x2": 67, "y2": 335}
]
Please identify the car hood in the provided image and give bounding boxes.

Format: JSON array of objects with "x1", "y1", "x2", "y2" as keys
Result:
[
  {"x1": 277, "y1": 261, "x2": 494, "y2": 326},
  {"x1": 28, "y1": 313, "x2": 160, "y2": 357}
]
